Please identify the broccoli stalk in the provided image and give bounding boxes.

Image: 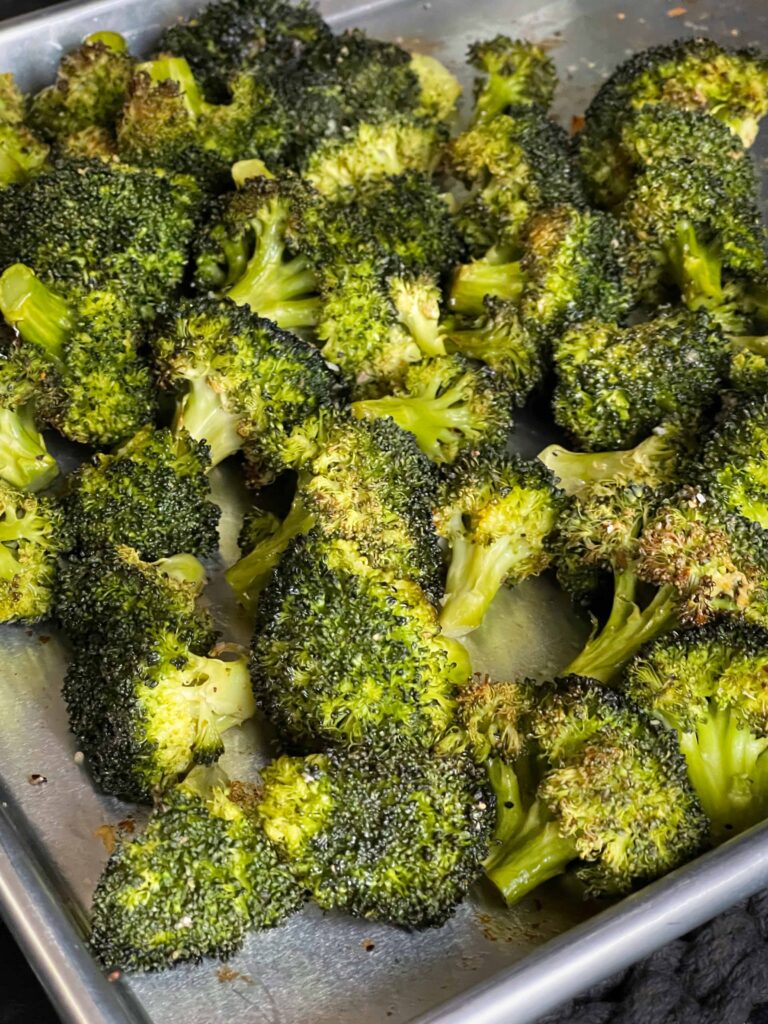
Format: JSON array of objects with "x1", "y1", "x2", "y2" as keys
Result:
[
  {"x1": 485, "y1": 805, "x2": 578, "y2": 905},
  {"x1": 449, "y1": 256, "x2": 527, "y2": 316},
  {"x1": 172, "y1": 373, "x2": 244, "y2": 467},
  {"x1": 0, "y1": 403, "x2": 57, "y2": 492},
  {"x1": 0, "y1": 263, "x2": 71, "y2": 358}
]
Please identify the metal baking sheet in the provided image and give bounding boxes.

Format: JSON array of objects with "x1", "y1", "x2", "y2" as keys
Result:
[{"x1": 1, "y1": 1, "x2": 768, "y2": 1023}]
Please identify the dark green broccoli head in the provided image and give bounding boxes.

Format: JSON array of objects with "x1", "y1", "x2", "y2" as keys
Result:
[
  {"x1": 434, "y1": 450, "x2": 565, "y2": 636},
  {"x1": 577, "y1": 38, "x2": 768, "y2": 207},
  {"x1": 153, "y1": 296, "x2": 343, "y2": 477},
  {"x1": 699, "y1": 394, "x2": 768, "y2": 531},
  {"x1": 446, "y1": 108, "x2": 583, "y2": 255},
  {"x1": 552, "y1": 307, "x2": 727, "y2": 451},
  {"x1": 63, "y1": 425, "x2": 219, "y2": 561},
  {"x1": 626, "y1": 621, "x2": 768, "y2": 837},
  {"x1": 251, "y1": 533, "x2": 471, "y2": 752},
  {"x1": 55, "y1": 544, "x2": 214, "y2": 655},
  {"x1": 352, "y1": 354, "x2": 515, "y2": 465},
  {"x1": 0, "y1": 480, "x2": 65, "y2": 623},
  {"x1": 90, "y1": 766, "x2": 303, "y2": 972},
  {"x1": 467, "y1": 37, "x2": 557, "y2": 121},
  {"x1": 29, "y1": 32, "x2": 134, "y2": 142},
  {"x1": 257, "y1": 743, "x2": 492, "y2": 927},
  {"x1": 64, "y1": 629, "x2": 254, "y2": 802},
  {"x1": 0, "y1": 156, "x2": 200, "y2": 317}
]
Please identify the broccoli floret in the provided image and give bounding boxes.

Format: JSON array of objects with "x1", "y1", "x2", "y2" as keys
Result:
[
  {"x1": 64, "y1": 624, "x2": 254, "y2": 802},
  {"x1": 0, "y1": 326, "x2": 57, "y2": 492},
  {"x1": 468, "y1": 37, "x2": 557, "y2": 122},
  {"x1": 448, "y1": 251, "x2": 528, "y2": 316},
  {"x1": 193, "y1": 174, "x2": 321, "y2": 329},
  {"x1": 478, "y1": 676, "x2": 707, "y2": 905},
  {"x1": 227, "y1": 416, "x2": 442, "y2": 609},
  {"x1": 152, "y1": 297, "x2": 343, "y2": 477},
  {"x1": 0, "y1": 480, "x2": 65, "y2": 623},
  {"x1": 117, "y1": 57, "x2": 289, "y2": 189},
  {"x1": 409, "y1": 52, "x2": 462, "y2": 121},
  {"x1": 445, "y1": 109, "x2": 583, "y2": 255},
  {"x1": 626, "y1": 622, "x2": 768, "y2": 838},
  {"x1": 560, "y1": 486, "x2": 768, "y2": 683},
  {"x1": 577, "y1": 38, "x2": 768, "y2": 207},
  {"x1": 91, "y1": 765, "x2": 303, "y2": 972},
  {"x1": 63, "y1": 425, "x2": 219, "y2": 560},
  {"x1": 0, "y1": 156, "x2": 200, "y2": 318},
  {"x1": 698, "y1": 394, "x2": 768, "y2": 531},
  {"x1": 29, "y1": 32, "x2": 134, "y2": 143},
  {"x1": 352, "y1": 355, "x2": 514, "y2": 464},
  {"x1": 251, "y1": 533, "x2": 470, "y2": 752},
  {"x1": 434, "y1": 450, "x2": 565, "y2": 637},
  {"x1": 156, "y1": 0, "x2": 331, "y2": 103},
  {"x1": 0, "y1": 265, "x2": 156, "y2": 447},
  {"x1": 257, "y1": 742, "x2": 491, "y2": 927},
  {"x1": 552, "y1": 308, "x2": 726, "y2": 451},
  {"x1": 0, "y1": 75, "x2": 49, "y2": 188},
  {"x1": 55, "y1": 544, "x2": 214, "y2": 654}
]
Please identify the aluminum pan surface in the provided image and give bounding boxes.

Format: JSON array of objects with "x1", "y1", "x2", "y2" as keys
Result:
[{"x1": 0, "y1": 1, "x2": 767, "y2": 1022}]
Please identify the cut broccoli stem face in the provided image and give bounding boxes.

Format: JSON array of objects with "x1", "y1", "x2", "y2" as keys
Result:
[
  {"x1": 173, "y1": 375, "x2": 244, "y2": 467},
  {"x1": 678, "y1": 708, "x2": 768, "y2": 839},
  {"x1": 0, "y1": 403, "x2": 57, "y2": 492},
  {"x1": 225, "y1": 497, "x2": 315, "y2": 612},
  {"x1": 154, "y1": 552, "x2": 207, "y2": 589},
  {"x1": 565, "y1": 574, "x2": 681, "y2": 684},
  {"x1": 0, "y1": 264, "x2": 72, "y2": 360},
  {"x1": 144, "y1": 56, "x2": 206, "y2": 117},
  {"x1": 486, "y1": 811, "x2": 578, "y2": 906},
  {"x1": 450, "y1": 259, "x2": 527, "y2": 316}
]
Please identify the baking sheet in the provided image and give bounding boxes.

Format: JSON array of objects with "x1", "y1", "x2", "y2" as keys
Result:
[{"x1": 0, "y1": 0, "x2": 767, "y2": 1022}]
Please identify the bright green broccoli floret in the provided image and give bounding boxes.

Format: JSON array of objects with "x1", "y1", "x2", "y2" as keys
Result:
[
  {"x1": 257, "y1": 743, "x2": 491, "y2": 927},
  {"x1": 552, "y1": 307, "x2": 726, "y2": 451},
  {"x1": 251, "y1": 533, "x2": 471, "y2": 752},
  {"x1": 29, "y1": 32, "x2": 134, "y2": 143},
  {"x1": 445, "y1": 108, "x2": 583, "y2": 255},
  {"x1": 471, "y1": 676, "x2": 707, "y2": 905},
  {"x1": 434, "y1": 450, "x2": 565, "y2": 637},
  {"x1": 352, "y1": 355, "x2": 514, "y2": 465},
  {"x1": 0, "y1": 74, "x2": 49, "y2": 188},
  {"x1": 90, "y1": 766, "x2": 303, "y2": 972},
  {"x1": 409, "y1": 52, "x2": 462, "y2": 121},
  {"x1": 152, "y1": 297, "x2": 343, "y2": 478},
  {"x1": 63, "y1": 425, "x2": 220, "y2": 560},
  {"x1": 577, "y1": 38, "x2": 768, "y2": 207},
  {"x1": 0, "y1": 480, "x2": 65, "y2": 623},
  {"x1": 468, "y1": 37, "x2": 557, "y2": 122},
  {"x1": 0, "y1": 265, "x2": 156, "y2": 447},
  {"x1": 226, "y1": 416, "x2": 442, "y2": 609},
  {"x1": 626, "y1": 622, "x2": 768, "y2": 838}
]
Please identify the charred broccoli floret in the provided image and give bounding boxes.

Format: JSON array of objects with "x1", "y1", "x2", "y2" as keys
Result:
[
  {"x1": 434, "y1": 450, "x2": 565, "y2": 637},
  {"x1": 251, "y1": 533, "x2": 471, "y2": 751},
  {"x1": 29, "y1": 32, "x2": 134, "y2": 143},
  {"x1": 152, "y1": 297, "x2": 343, "y2": 477},
  {"x1": 0, "y1": 74, "x2": 49, "y2": 188},
  {"x1": 626, "y1": 622, "x2": 768, "y2": 838},
  {"x1": 91, "y1": 766, "x2": 302, "y2": 972},
  {"x1": 577, "y1": 38, "x2": 768, "y2": 207},
  {"x1": 352, "y1": 355, "x2": 514, "y2": 464},
  {"x1": 0, "y1": 265, "x2": 156, "y2": 447},
  {"x1": 63, "y1": 425, "x2": 219, "y2": 560},
  {"x1": 0, "y1": 480, "x2": 65, "y2": 623},
  {"x1": 468, "y1": 37, "x2": 557, "y2": 122},
  {"x1": 552, "y1": 307, "x2": 726, "y2": 451},
  {"x1": 257, "y1": 742, "x2": 491, "y2": 927}
]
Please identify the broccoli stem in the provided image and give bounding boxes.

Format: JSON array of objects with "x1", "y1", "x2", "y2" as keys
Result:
[
  {"x1": 390, "y1": 281, "x2": 446, "y2": 357},
  {"x1": 440, "y1": 534, "x2": 530, "y2": 637},
  {"x1": 730, "y1": 335, "x2": 768, "y2": 359},
  {"x1": 483, "y1": 758, "x2": 528, "y2": 870},
  {"x1": 564, "y1": 573, "x2": 680, "y2": 684},
  {"x1": 0, "y1": 403, "x2": 57, "y2": 492},
  {"x1": 669, "y1": 221, "x2": 725, "y2": 309},
  {"x1": 145, "y1": 56, "x2": 206, "y2": 117},
  {"x1": 678, "y1": 707, "x2": 768, "y2": 839},
  {"x1": 537, "y1": 433, "x2": 678, "y2": 498},
  {"x1": 174, "y1": 375, "x2": 243, "y2": 467},
  {"x1": 0, "y1": 540, "x2": 20, "y2": 580},
  {"x1": 154, "y1": 553, "x2": 206, "y2": 589},
  {"x1": 486, "y1": 815, "x2": 578, "y2": 906},
  {"x1": 183, "y1": 651, "x2": 255, "y2": 755},
  {"x1": 84, "y1": 30, "x2": 128, "y2": 52},
  {"x1": 449, "y1": 259, "x2": 527, "y2": 316},
  {"x1": 0, "y1": 264, "x2": 72, "y2": 361},
  {"x1": 225, "y1": 497, "x2": 315, "y2": 612}
]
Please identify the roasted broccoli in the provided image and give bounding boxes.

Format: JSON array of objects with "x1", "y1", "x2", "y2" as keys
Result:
[
  {"x1": 626, "y1": 622, "x2": 768, "y2": 838},
  {"x1": 91, "y1": 766, "x2": 303, "y2": 972},
  {"x1": 251, "y1": 533, "x2": 470, "y2": 751},
  {"x1": 352, "y1": 355, "x2": 514, "y2": 464},
  {"x1": 552, "y1": 307, "x2": 726, "y2": 451},
  {"x1": 468, "y1": 36, "x2": 557, "y2": 122},
  {"x1": 0, "y1": 480, "x2": 65, "y2": 622},
  {"x1": 698, "y1": 394, "x2": 768, "y2": 532},
  {"x1": 434, "y1": 450, "x2": 565, "y2": 637},
  {"x1": 577, "y1": 38, "x2": 768, "y2": 207},
  {"x1": 152, "y1": 297, "x2": 343, "y2": 477},
  {"x1": 63, "y1": 426, "x2": 219, "y2": 560},
  {"x1": 0, "y1": 325, "x2": 57, "y2": 492},
  {"x1": 257, "y1": 742, "x2": 491, "y2": 927},
  {"x1": 0, "y1": 74, "x2": 49, "y2": 188}
]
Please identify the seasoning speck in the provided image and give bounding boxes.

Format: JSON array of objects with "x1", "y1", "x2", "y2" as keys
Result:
[
  {"x1": 667, "y1": 6, "x2": 687, "y2": 16},
  {"x1": 28, "y1": 773, "x2": 47, "y2": 786},
  {"x1": 73, "y1": 751, "x2": 85, "y2": 765},
  {"x1": 362, "y1": 938, "x2": 376, "y2": 952}
]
